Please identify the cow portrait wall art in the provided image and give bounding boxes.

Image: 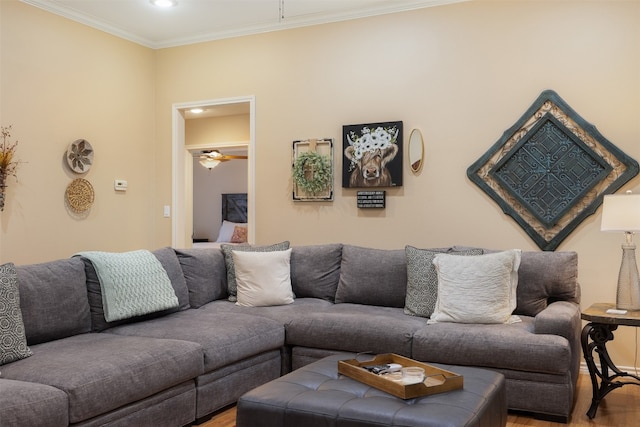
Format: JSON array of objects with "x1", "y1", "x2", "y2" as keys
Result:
[{"x1": 342, "y1": 121, "x2": 403, "y2": 188}]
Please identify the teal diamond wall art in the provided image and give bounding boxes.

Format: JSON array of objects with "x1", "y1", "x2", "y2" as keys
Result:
[{"x1": 467, "y1": 90, "x2": 639, "y2": 251}]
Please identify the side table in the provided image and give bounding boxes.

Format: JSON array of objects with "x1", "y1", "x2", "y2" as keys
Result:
[{"x1": 581, "y1": 302, "x2": 640, "y2": 418}]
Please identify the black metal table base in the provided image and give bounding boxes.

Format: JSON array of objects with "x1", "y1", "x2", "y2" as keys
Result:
[{"x1": 581, "y1": 322, "x2": 640, "y2": 418}]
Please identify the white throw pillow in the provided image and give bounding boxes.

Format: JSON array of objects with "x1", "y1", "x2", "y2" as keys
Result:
[
  {"x1": 428, "y1": 249, "x2": 522, "y2": 324},
  {"x1": 216, "y1": 221, "x2": 247, "y2": 243},
  {"x1": 232, "y1": 249, "x2": 294, "y2": 307}
]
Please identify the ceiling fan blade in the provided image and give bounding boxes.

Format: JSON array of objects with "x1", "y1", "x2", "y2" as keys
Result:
[
  {"x1": 220, "y1": 155, "x2": 248, "y2": 160},
  {"x1": 200, "y1": 150, "x2": 247, "y2": 161}
]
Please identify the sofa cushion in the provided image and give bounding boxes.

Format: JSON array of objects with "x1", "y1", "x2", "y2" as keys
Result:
[
  {"x1": 0, "y1": 333, "x2": 203, "y2": 424},
  {"x1": 175, "y1": 247, "x2": 228, "y2": 308},
  {"x1": 0, "y1": 263, "x2": 33, "y2": 365},
  {"x1": 429, "y1": 249, "x2": 521, "y2": 324},
  {"x1": 201, "y1": 298, "x2": 334, "y2": 325},
  {"x1": 286, "y1": 303, "x2": 428, "y2": 356},
  {"x1": 290, "y1": 244, "x2": 342, "y2": 301},
  {"x1": 233, "y1": 249, "x2": 294, "y2": 307},
  {"x1": 515, "y1": 251, "x2": 579, "y2": 316},
  {"x1": 85, "y1": 247, "x2": 190, "y2": 332},
  {"x1": 221, "y1": 241, "x2": 290, "y2": 302},
  {"x1": 0, "y1": 379, "x2": 68, "y2": 427},
  {"x1": 15, "y1": 257, "x2": 91, "y2": 345},
  {"x1": 152, "y1": 247, "x2": 191, "y2": 310},
  {"x1": 106, "y1": 309, "x2": 285, "y2": 372},
  {"x1": 412, "y1": 318, "x2": 571, "y2": 375},
  {"x1": 404, "y1": 246, "x2": 483, "y2": 318},
  {"x1": 335, "y1": 245, "x2": 406, "y2": 307}
]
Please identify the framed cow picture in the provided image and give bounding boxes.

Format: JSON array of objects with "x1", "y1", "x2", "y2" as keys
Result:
[{"x1": 342, "y1": 121, "x2": 403, "y2": 188}]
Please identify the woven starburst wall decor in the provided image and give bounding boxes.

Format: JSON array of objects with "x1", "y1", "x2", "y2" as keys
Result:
[{"x1": 467, "y1": 90, "x2": 639, "y2": 251}]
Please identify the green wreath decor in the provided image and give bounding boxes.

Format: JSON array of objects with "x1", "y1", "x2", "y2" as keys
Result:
[{"x1": 292, "y1": 151, "x2": 332, "y2": 195}]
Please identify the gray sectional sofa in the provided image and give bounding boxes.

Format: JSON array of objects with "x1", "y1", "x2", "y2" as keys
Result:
[{"x1": 0, "y1": 243, "x2": 581, "y2": 426}]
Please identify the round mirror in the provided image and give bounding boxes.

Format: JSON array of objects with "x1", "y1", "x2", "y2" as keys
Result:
[{"x1": 408, "y1": 128, "x2": 424, "y2": 174}]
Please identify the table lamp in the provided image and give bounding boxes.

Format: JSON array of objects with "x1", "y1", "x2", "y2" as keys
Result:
[{"x1": 601, "y1": 191, "x2": 640, "y2": 311}]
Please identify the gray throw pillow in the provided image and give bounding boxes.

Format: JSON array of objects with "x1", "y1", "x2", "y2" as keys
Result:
[
  {"x1": 404, "y1": 246, "x2": 483, "y2": 318},
  {"x1": 175, "y1": 248, "x2": 228, "y2": 308},
  {"x1": 221, "y1": 241, "x2": 290, "y2": 302},
  {"x1": 0, "y1": 263, "x2": 33, "y2": 365},
  {"x1": 290, "y1": 244, "x2": 343, "y2": 301},
  {"x1": 334, "y1": 245, "x2": 407, "y2": 308}
]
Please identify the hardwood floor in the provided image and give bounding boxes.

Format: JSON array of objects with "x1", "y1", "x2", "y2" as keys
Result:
[{"x1": 201, "y1": 373, "x2": 640, "y2": 427}]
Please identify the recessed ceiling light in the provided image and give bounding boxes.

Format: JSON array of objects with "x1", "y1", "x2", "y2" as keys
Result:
[
  {"x1": 190, "y1": 108, "x2": 204, "y2": 114},
  {"x1": 150, "y1": 0, "x2": 178, "y2": 8}
]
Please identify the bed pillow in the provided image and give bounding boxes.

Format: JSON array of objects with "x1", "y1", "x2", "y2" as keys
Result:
[
  {"x1": 0, "y1": 263, "x2": 33, "y2": 365},
  {"x1": 404, "y1": 246, "x2": 483, "y2": 318},
  {"x1": 230, "y1": 226, "x2": 248, "y2": 243},
  {"x1": 428, "y1": 249, "x2": 522, "y2": 324},
  {"x1": 216, "y1": 221, "x2": 247, "y2": 243},
  {"x1": 232, "y1": 249, "x2": 294, "y2": 307},
  {"x1": 221, "y1": 241, "x2": 290, "y2": 302}
]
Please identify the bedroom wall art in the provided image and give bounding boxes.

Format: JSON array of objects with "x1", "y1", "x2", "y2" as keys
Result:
[
  {"x1": 292, "y1": 138, "x2": 333, "y2": 201},
  {"x1": 342, "y1": 121, "x2": 403, "y2": 188},
  {"x1": 467, "y1": 89, "x2": 639, "y2": 251},
  {"x1": 222, "y1": 193, "x2": 248, "y2": 223}
]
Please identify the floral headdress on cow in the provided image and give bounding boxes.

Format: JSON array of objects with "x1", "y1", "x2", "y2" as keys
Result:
[{"x1": 345, "y1": 125, "x2": 399, "y2": 172}]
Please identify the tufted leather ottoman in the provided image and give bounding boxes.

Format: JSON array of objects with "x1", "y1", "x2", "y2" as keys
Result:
[{"x1": 237, "y1": 354, "x2": 507, "y2": 427}]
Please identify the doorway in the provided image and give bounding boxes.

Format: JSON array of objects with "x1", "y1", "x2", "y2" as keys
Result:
[{"x1": 171, "y1": 96, "x2": 256, "y2": 248}]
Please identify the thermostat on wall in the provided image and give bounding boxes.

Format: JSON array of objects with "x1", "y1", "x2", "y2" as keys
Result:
[{"x1": 114, "y1": 180, "x2": 128, "y2": 191}]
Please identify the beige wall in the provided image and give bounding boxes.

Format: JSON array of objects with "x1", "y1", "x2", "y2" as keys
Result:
[
  {"x1": 186, "y1": 114, "x2": 250, "y2": 147},
  {"x1": 155, "y1": 1, "x2": 640, "y2": 366},
  {"x1": 2, "y1": 0, "x2": 640, "y2": 366},
  {"x1": 1, "y1": 0, "x2": 156, "y2": 263}
]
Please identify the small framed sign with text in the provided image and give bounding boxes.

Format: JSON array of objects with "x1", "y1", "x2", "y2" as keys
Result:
[{"x1": 357, "y1": 191, "x2": 386, "y2": 208}]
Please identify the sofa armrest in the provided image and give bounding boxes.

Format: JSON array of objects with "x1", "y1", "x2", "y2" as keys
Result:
[
  {"x1": 534, "y1": 300, "x2": 582, "y2": 385},
  {"x1": 534, "y1": 300, "x2": 581, "y2": 342}
]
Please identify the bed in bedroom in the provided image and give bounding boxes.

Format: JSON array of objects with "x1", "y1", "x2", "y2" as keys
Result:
[{"x1": 193, "y1": 193, "x2": 248, "y2": 248}]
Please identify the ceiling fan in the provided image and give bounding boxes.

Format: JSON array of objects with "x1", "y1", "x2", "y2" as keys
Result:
[{"x1": 199, "y1": 150, "x2": 248, "y2": 169}]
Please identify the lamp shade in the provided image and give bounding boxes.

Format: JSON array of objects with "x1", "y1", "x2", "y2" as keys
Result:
[
  {"x1": 199, "y1": 158, "x2": 221, "y2": 169},
  {"x1": 601, "y1": 193, "x2": 640, "y2": 232}
]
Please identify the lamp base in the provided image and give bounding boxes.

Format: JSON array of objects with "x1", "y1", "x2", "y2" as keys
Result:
[{"x1": 616, "y1": 243, "x2": 640, "y2": 311}]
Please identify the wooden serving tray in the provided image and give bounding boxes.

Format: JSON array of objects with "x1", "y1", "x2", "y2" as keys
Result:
[{"x1": 338, "y1": 353, "x2": 463, "y2": 399}]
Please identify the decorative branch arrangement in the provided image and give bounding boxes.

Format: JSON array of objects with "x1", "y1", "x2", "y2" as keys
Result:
[{"x1": 0, "y1": 126, "x2": 21, "y2": 211}]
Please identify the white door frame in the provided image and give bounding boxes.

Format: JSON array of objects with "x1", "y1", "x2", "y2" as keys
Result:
[{"x1": 171, "y1": 96, "x2": 256, "y2": 248}]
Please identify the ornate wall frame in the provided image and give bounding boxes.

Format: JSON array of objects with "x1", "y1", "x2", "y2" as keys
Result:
[{"x1": 467, "y1": 90, "x2": 639, "y2": 251}]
